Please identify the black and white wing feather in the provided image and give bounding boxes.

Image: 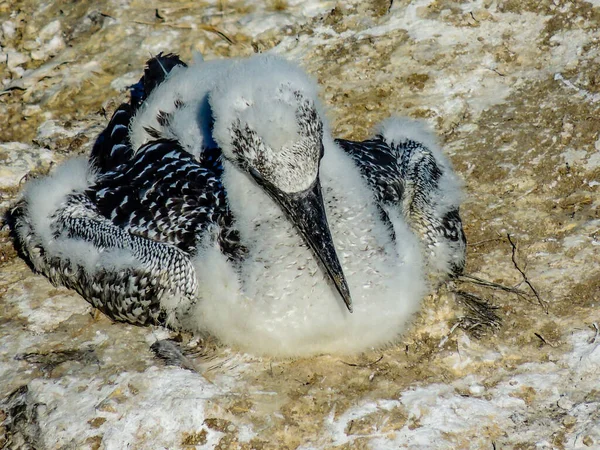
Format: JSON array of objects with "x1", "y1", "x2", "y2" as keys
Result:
[
  {"x1": 90, "y1": 104, "x2": 135, "y2": 173},
  {"x1": 336, "y1": 125, "x2": 466, "y2": 277},
  {"x1": 91, "y1": 52, "x2": 187, "y2": 173},
  {"x1": 89, "y1": 140, "x2": 241, "y2": 258},
  {"x1": 11, "y1": 53, "x2": 243, "y2": 327}
]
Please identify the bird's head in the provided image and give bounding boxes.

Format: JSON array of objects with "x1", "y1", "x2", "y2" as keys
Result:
[
  {"x1": 210, "y1": 56, "x2": 353, "y2": 312},
  {"x1": 217, "y1": 86, "x2": 323, "y2": 193}
]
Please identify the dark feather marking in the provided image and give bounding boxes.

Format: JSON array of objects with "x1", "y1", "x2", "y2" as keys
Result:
[
  {"x1": 143, "y1": 126, "x2": 163, "y2": 140},
  {"x1": 336, "y1": 135, "x2": 466, "y2": 276},
  {"x1": 90, "y1": 139, "x2": 244, "y2": 259}
]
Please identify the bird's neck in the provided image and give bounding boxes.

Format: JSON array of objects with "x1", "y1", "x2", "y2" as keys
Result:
[{"x1": 221, "y1": 160, "x2": 297, "y2": 239}]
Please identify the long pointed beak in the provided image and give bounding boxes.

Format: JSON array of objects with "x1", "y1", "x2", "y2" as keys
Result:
[{"x1": 256, "y1": 174, "x2": 353, "y2": 312}]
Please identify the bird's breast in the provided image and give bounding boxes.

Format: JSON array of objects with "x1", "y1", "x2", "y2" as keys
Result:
[{"x1": 184, "y1": 149, "x2": 426, "y2": 356}]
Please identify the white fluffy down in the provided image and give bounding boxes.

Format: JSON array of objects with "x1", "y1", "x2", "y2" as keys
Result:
[
  {"x1": 209, "y1": 56, "x2": 321, "y2": 156},
  {"x1": 21, "y1": 158, "x2": 138, "y2": 274},
  {"x1": 130, "y1": 55, "x2": 321, "y2": 161},
  {"x1": 130, "y1": 60, "x2": 232, "y2": 157},
  {"x1": 30, "y1": 55, "x2": 450, "y2": 356}
]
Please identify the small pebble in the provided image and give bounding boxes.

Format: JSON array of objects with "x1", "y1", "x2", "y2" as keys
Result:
[
  {"x1": 562, "y1": 415, "x2": 576, "y2": 428},
  {"x1": 557, "y1": 396, "x2": 573, "y2": 411},
  {"x1": 469, "y1": 384, "x2": 485, "y2": 395}
]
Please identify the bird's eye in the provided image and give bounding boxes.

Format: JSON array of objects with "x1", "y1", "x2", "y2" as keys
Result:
[{"x1": 249, "y1": 166, "x2": 264, "y2": 181}]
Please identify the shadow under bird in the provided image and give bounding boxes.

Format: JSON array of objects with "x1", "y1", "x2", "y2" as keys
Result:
[{"x1": 12, "y1": 53, "x2": 466, "y2": 356}]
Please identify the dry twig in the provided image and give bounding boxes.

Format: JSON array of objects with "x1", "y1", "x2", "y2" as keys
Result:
[
  {"x1": 468, "y1": 237, "x2": 504, "y2": 248},
  {"x1": 457, "y1": 273, "x2": 529, "y2": 298},
  {"x1": 130, "y1": 20, "x2": 235, "y2": 44},
  {"x1": 506, "y1": 233, "x2": 547, "y2": 312},
  {"x1": 534, "y1": 332, "x2": 559, "y2": 348},
  {"x1": 340, "y1": 355, "x2": 384, "y2": 368},
  {"x1": 438, "y1": 322, "x2": 462, "y2": 348}
]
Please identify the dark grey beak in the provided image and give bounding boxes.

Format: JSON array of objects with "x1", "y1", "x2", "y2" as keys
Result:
[{"x1": 251, "y1": 171, "x2": 353, "y2": 312}]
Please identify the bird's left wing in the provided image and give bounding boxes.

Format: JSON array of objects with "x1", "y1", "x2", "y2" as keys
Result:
[
  {"x1": 336, "y1": 132, "x2": 466, "y2": 276},
  {"x1": 89, "y1": 140, "x2": 237, "y2": 257}
]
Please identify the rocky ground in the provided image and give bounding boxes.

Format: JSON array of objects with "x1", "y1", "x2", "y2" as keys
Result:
[{"x1": 1, "y1": 0, "x2": 600, "y2": 448}]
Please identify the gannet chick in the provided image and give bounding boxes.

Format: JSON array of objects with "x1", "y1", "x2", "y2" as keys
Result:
[{"x1": 12, "y1": 54, "x2": 465, "y2": 356}]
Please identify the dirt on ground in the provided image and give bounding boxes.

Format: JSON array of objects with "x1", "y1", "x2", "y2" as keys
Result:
[{"x1": 1, "y1": 0, "x2": 600, "y2": 448}]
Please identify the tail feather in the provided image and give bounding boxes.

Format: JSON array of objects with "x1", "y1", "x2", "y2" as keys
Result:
[
  {"x1": 130, "y1": 52, "x2": 187, "y2": 109},
  {"x1": 91, "y1": 53, "x2": 188, "y2": 174}
]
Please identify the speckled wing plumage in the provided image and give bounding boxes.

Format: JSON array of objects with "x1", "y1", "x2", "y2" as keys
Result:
[
  {"x1": 89, "y1": 140, "x2": 241, "y2": 258},
  {"x1": 87, "y1": 52, "x2": 240, "y2": 258},
  {"x1": 90, "y1": 53, "x2": 187, "y2": 173},
  {"x1": 334, "y1": 137, "x2": 403, "y2": 235},
  {"x1": 47, "y1": 191, "x2": 197, "y2": 325},
  {"x1": 336, "y1": 135, "x2": 467, "y2": 276},
  {"x1": 12, "y1": 53, "x2": 242, "y2": 327},
  {"x1": 89, "y1": 104, "x2": 134, "y2": 174}
]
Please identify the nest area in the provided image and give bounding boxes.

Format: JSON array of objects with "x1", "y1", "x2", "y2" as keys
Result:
[{"x1": 1, "y1": 1, "x2": 600, "y2": 448}]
